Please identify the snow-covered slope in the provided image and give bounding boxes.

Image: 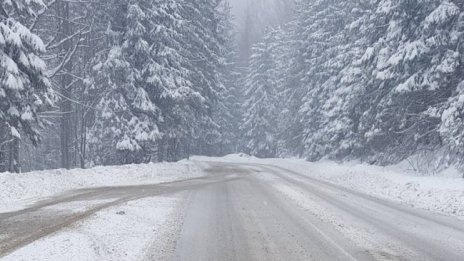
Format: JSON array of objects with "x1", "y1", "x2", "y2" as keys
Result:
[
  {"x1": 194, "y1": 155, "x2": 464, "y2": 219},
  {"x1": 0, "y1": 160, "x2": 202, "y2": 213},
  {"x1": 2, "y1": 155, "x2": 463, "y2": 219},
  {"x1": 3, "y1": 195, "x2": 184, "y2": 261}
]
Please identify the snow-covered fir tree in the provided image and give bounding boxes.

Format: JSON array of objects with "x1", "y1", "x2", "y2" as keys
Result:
[
  {"x1": 90, "y1": 0, "x2": 163, "y2": 164},
  {"x1": 211, "y1": 0, "x2": 242, "y2": 156},
  {"x1": 0, "y1": 0, "x2": 52, "y2": 172},
  {"x1": 242, "y1": 29, "x2": 281, "y2": 158},
  {"x1": 432, "y1": 1, "x2": 464, "y2": 165},
  {"x1": 295, "y1": 0, "x2": 358, "y2": 160},
  {"x1": 342, "y1": 0, "x2": 463, "y2": 164},
  {"x1": 145, "y1": 0, "x2": 203, "y2": 162},
  {"x1": 268, "y1": 24, "x2": 297, "y2": 157},
  {"x1": 179, "y1": 0, "x2": 229, "y2": 157},
  {"x1": 89, "y1": 0, "x2": 232, "y2": 164}
]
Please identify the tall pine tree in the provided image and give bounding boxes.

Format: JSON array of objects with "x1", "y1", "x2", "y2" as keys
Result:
[{"x1": 0, "y1": 0, "x2": 52, "y2": 172}]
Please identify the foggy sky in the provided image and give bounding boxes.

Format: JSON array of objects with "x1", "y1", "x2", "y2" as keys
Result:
[
  {"x1": 228, "y1": 0, "x2": 292, "y2": 63},
  {"x1": 230, "y1": 0, "x2": 250, "y2": 29},
  {"x1": 230, "y1": 0, "x2": 248, "y2": 22},
  {"x1": 229, "y1": 0, "x2": 289, "y2": 27}
]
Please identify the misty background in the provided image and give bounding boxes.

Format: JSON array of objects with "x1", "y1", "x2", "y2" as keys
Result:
[{"x1": 229, "y1": 0, "x2": 293, "y2": 63}]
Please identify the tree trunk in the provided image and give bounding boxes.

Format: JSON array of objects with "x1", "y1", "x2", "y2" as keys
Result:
[
  {"x1": 0, "y1": 148, "x2": 4, "y2": 172},
  {"x1": 80, "y1": 118, "x2": 86, "y2": 169},
  {"x1": 8, "y1": 138, "x2": 20, "y2": 173},
  {"x1": 0, "y1": 123, "x2": 7, "y2": 172},
  {"x1": 58, "y1": 1, "x2": 73, "y2": 170},
  {"x1": 158, "y1": 139, "x2": 166, "y2": 162}
]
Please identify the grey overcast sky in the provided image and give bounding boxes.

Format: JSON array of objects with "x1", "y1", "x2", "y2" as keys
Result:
[
  {"x1": 229, "y1": 0, "x2": 292, "y2": 30},
  {"x1": 228, "y1": 0, "x2": 292, "y2": 63},
  {"x1": 229, "y1": 0, "x2": 248, "y2": 25}
]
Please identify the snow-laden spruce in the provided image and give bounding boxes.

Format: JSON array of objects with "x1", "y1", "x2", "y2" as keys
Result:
[
  {"x1": 88, "y1": 0, "x2": 239, "y2": 165},
  {"x1": 0, "y1": 0, "x2": 53, "y2": 172},
  {"x1": 243, "y1": 0, "x2": 464, "y2": 171}
]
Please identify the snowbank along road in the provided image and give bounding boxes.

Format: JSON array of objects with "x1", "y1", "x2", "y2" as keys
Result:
[{"x1": 1, "y1": 161, "x2": 464, "y2": 260}]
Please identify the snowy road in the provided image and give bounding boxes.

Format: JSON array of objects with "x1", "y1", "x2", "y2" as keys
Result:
[{"x1": 2, "y1": 161, "x2": 464, "y2": 260}]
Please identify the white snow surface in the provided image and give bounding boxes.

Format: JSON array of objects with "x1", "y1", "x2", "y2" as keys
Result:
[
  {"x1": 1, "y1": 155, "x2": 464, "y2": 260},
  {"x1": 194, "y1": 154, "x2": 464, "y2": 219},
  {"x1": 0, "y1": 160, "x2": 201, "y2": 213},
  {"x1": 3, "y1": 196, "x2": 184, "y2": 261},
  {"x1": 2, "y1": 155, "x2": 463, "y2": 218}
]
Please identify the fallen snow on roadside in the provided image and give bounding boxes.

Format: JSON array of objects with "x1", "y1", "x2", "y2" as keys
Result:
[
  {"x1": 194, "y1": 155, "x2": 464, "y2": 218},
  {"x1": 0, "y1": 160, "x2": 202, "y2": 213},
  {"x1": 2, "y1": 195, "x2": 184, "y2": 261}
]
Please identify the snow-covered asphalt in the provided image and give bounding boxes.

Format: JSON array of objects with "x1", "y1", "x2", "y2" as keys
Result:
[{"x1": 2, "y1": 161, "x2": 464, "y2": 260}]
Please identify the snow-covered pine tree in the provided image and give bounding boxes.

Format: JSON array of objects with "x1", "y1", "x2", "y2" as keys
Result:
[
  {"x1": 242, "y1": 29, "x2": 280, "y2": 158},
  {"x1": 273, "y1": 19, "x2": 312, "y2": 157},
  {"x1": 296, "y1": 0, "x2": 359, "y2": 161},
  {"x1": 353, "y1": 0, "x2": 462, "y2": 164},
  {"x1": 267, "y1": 24, "x2": 297, "y2": 157},
  {"x1": 306, "y1": 0, "x2": 379, "y2": 161},
  {"x1": 180, "y1": 0, "x2": 224, "y2": 156},
  {"x1": 145, "y1": 0, "x2": 204, "y2": 162},
  {"x1": 323, "y1": 0, "x2": 382, "y2": 162},
  {"x1": 90, "y1": 0, "x2": 163, "y2": 165},
  {"x1": 429, "y1": 1, "x2": 464, "y2": 166},
  {"x1": 0, "y1": 0, "x2": 52, "y2": 172},
  {"x1": 89, "y1": 0, "x2": 215, "y2": 164},
  {"x1": 211, "y1": 0, "x2": 242, "y2": 156}
]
